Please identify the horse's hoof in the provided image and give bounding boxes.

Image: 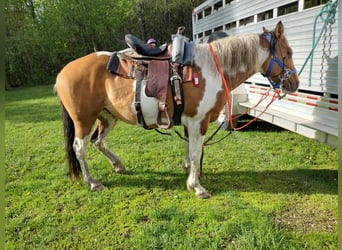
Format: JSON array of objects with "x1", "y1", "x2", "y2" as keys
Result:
[
  {"x1": 187, "y1": 183, "x2": 211, "y2": 199},
  {"x1": 196, "y1": 190, "x2": 211, "y2": 199},
  {"x1": 114, "y1": 165, "x2": 126, "y2": 174},
  {"x1": 90, "y1": 183, "x2": 104, "y2": 191}
]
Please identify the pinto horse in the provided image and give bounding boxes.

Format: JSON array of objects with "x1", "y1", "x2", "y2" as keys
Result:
[{"x1": 55, "y1": 21, "x2": 299, "y2": 198}]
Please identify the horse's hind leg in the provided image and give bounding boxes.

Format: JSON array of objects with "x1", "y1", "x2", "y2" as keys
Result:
[
  {"x1": 73, "y1": 135, "x2": 104, "y2": 191},
  {"x1": 91, "y1": 110, "x2": 126, "y2": 174}
]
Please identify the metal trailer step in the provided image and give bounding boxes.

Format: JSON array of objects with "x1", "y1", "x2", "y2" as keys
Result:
[{"x1": 239, "y1": 101, "x2": 338, "y2": 148}]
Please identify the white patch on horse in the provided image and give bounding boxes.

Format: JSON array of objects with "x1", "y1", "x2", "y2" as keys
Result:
[
  {"x1": 196, "y1": 74, "x2": 222, "y2": 122},
  {"x1": 239, "y1": 65, "x2": 247, "y2": 72},
  {"x1": 74, "y1": 135, "x2": 90, "y2": 160},
  {"x1": 96, "y1": 51, "x2": 113, "y2": 57},
  {"x1": 256, "y1": 46, "x2": 269, "y2": 73},
  {"x1": 131, "y1": 80, "x2": 160, "y2": 126}
]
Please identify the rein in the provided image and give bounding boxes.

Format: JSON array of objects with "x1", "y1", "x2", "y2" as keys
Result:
[{"x1": 208, "y1": 43, "x2": 281, "y2": 132}]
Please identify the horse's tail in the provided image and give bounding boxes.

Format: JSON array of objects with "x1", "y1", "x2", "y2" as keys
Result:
[{"x1": 60, "y1": 102, "x2": 82, "y2": 180}]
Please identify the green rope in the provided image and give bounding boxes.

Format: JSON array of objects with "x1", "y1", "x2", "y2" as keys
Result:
[{"x1": 298, "y1": 0, "x2": 338, "y2": 86}]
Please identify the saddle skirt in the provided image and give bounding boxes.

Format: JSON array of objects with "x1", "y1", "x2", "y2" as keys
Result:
[{"x1": 107, "y1": 49, "x2": 171, "y2": 101}]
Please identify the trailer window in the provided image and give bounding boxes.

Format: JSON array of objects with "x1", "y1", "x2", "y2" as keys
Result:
[
  {"x1": 197, "y1": 12, "x2": 203, "y2": 20},
  {"x1": 278, "y1": 2, "x2": 298, "y2": 16},
  {"x1": 205, "y1": 30, "x2": 212, "y2": 36},
  {"x1": 240, "y1": 16, "x2": 254, "y2": 26},
  {"x1": 304, "y1": 0, "x2": 327, "y2": 9},
  {"x1": 257, "y1": 9, "x2": 273, "y2": 22},
  {"x1": 214, "y1": 1, "x2": 223, "y2": 11},
  {"x1": 214, "y1": 26, "x2": 223, "y2": 32},
  {"x1": 225, "y1": 21, "x2": 236, "y2": 30},
  {"x1": 225, "y1": 0, "x2": 234, "y2": 4},
  {"x1": 204, "y1": 6, "x2": 212, "y2": 17}
]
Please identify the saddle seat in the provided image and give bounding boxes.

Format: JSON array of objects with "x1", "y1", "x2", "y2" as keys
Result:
[{"x1": 124, "y1": 34, "x2": 171, "y2": 60}]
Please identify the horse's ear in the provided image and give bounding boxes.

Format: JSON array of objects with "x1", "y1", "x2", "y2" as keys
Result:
[
  {"x1": 262, "y1": 26, "x2": 269, "y2": 33},
  {"x1": 274, "y1": 21, "x2": 284, "y2": 39}
]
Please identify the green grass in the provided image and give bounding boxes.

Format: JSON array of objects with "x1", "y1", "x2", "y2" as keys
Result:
[{"x1": 5, "y1": 85, "x2": 338, "y2": 249}]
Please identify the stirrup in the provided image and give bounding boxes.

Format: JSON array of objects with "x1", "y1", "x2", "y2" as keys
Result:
[{"x1": 157, "y1": 106, "x2": 174, "y2": 129}]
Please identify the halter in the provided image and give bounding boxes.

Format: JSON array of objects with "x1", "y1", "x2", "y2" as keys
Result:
[{"x1": 262, "y1": 33, "x2": 297, "y2": 89}]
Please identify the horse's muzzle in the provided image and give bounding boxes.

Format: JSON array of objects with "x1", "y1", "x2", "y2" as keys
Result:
[{"x1": 282, "y1": 77, "x2": 299, "y2": 93}]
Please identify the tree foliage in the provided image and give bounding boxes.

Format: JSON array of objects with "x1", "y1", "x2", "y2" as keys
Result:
[{"x1": 5, "y1": 0, "x2": 203, "y2": 88}]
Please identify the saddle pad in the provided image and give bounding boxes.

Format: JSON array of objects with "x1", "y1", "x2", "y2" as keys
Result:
[
  {"x1": 106, "y1": 52, "x2": 136, "y2": 78},
  {"x1": 106, "y1": 52, "x2": 120, "y2": 74}
]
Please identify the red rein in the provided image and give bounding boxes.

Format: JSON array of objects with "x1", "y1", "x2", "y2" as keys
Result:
[{"x1": 208, "y1": 43, "x2": 280, "y2": 131}]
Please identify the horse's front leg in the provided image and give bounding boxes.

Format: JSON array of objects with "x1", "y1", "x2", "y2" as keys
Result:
[
  {"x1": 186, "y1": 124, "x2": 211, "y2": 199},
  {"x1": 182, "y1": 126, "x2": 191, "y2": 172},
  {"x1": 92, "y1": 137, "x2": 126, "y2": 174},
  {"x1": 91, "y1": 115, "x2": 126, "y2": 174}
]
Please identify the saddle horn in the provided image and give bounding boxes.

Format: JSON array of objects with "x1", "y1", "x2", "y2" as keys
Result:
[{"x1": 177, "y1": 26, "x2": 186, "y2": 35}]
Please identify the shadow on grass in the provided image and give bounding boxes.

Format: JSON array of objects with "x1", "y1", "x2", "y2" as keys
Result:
[
  {"x1": 222, "y1": 115, "x2": 286, "y2": 132},
  {"x1": 103, "y1": 168, "x2": 337, "y2": 195},
  {"x1": 237, "y1": 119, "x2": 285, "y2": 132}
]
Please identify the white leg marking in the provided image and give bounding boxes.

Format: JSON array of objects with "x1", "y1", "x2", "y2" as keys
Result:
[
  {"x1": 74, "y1": 135, "x2": 104, "y2": 191},
  {"x1": 92, "y1": 110, "x2": 126, "y2": 173},
  {"x1": 185, "y1": 122, "x2": 211, "y2": 199},
  {"x1": 183, "y1": 140, "x2": 191, "y2": 172}
]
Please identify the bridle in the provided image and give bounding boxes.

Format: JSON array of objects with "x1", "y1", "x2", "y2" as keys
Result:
[{"x1": 262, "y1": 32, "x2": 297, "y2": 90}]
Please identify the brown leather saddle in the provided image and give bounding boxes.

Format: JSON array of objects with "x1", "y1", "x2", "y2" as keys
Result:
[{"x1": 107, "y1": 34, "x2": 184, "y2": 129}]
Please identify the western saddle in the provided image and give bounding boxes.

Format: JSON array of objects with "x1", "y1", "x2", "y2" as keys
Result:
[{"x1": 107, "y1": 27, "x2": 194, "y2": 129}]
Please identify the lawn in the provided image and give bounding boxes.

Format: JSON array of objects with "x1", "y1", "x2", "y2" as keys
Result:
[{"x1": 5, "y1": 85, "x2": 338, "y2": 249}]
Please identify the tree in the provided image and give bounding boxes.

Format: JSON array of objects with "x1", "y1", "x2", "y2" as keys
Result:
[{"x1": 5, "y1": 0, "x2": 203, "y2": 88}]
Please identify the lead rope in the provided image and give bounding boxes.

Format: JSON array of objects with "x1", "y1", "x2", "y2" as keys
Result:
[
  {"x1": 201, "y1": 87, "x2": 280, "y2": 146},
  {"x1": 208, "y1": 43, "x2": 280, "y2": 133},
  {"x1": 298, "y1": 0, "x2": 338, "y2": 83},
  {"x1": 208, "y1": 44, "x2": 235, "y2": 129}
]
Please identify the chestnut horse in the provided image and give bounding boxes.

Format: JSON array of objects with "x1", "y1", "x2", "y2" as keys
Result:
[{"x1": 55, "y1": 21, "x2": 299, "y2": 198}]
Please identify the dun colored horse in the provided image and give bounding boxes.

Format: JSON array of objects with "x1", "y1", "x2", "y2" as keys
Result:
[{"x1": 55, "y1": 21, "x2": 299, "y2": 198}]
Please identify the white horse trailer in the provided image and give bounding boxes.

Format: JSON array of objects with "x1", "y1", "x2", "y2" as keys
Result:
[{"x1": 192, "y1": 0, "x2": 339, "y2": 148}]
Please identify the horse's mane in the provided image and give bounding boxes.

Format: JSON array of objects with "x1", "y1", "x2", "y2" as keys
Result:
[{"x1": 194, "y1": 34, "x2": 261, "y2": 80}]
